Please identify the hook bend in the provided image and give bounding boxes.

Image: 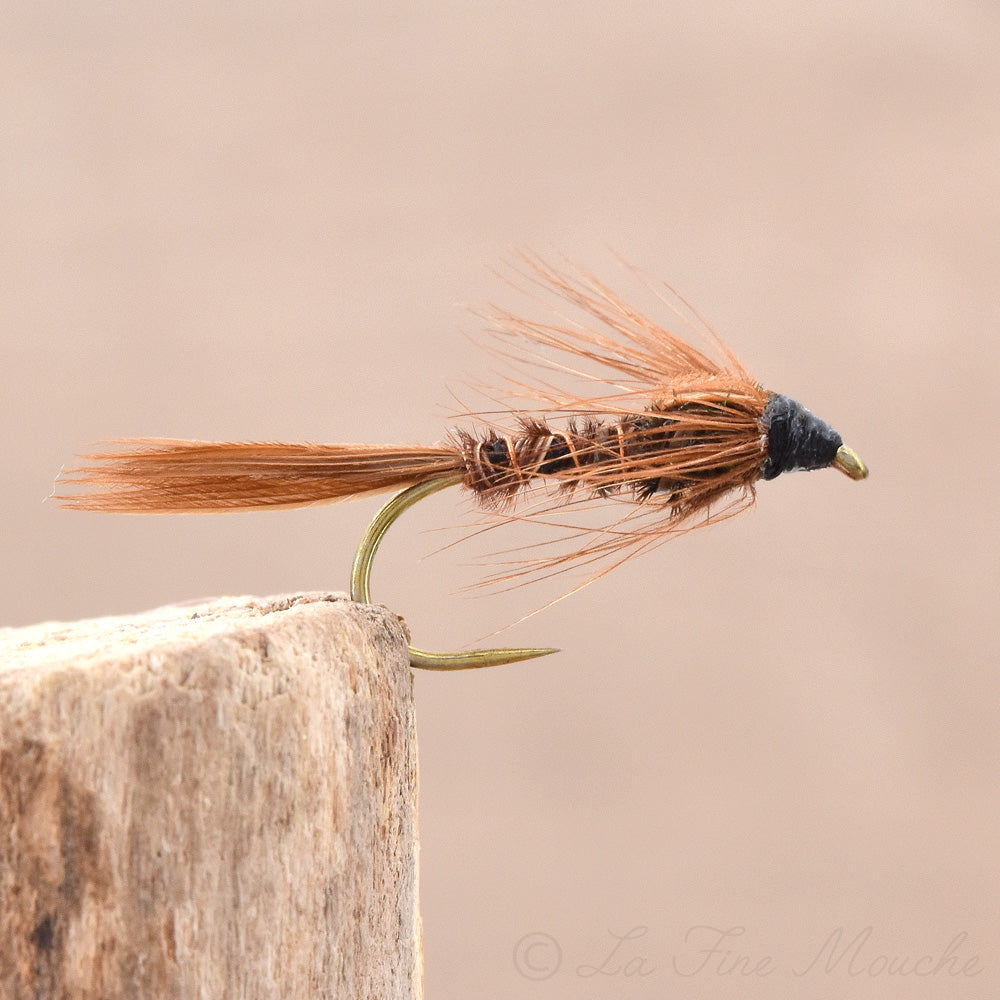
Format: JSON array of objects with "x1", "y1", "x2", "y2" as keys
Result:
[{"x1": 350, "y1": 474, "x2": 559, "y2": 669}]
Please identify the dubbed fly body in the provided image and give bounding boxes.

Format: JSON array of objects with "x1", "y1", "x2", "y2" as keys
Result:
[{"x1": 57, "y1": 260, "x2": 867, "y2": 668}]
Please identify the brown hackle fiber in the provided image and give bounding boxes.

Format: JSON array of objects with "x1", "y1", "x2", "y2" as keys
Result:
[{"x1": 56, "y1": 260, "x2": 788, "y2": 585}]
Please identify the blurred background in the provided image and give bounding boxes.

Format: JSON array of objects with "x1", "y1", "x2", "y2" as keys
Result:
[{"x1": 3, "y1": 3, "x2": 998, "y2": 997}]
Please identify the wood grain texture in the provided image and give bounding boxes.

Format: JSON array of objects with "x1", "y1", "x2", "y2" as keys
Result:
[{"x1": 0, "y1": 593, "x2": 421, "y2": 1000}]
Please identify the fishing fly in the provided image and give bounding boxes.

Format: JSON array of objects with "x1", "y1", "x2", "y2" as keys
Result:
[{"x1": 57, "y1": 260, "x2": 868, "y2": 669}]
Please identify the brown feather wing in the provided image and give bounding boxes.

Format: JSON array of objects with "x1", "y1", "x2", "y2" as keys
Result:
[{"x1": 56, "y1": 439, "x2": 464, "y2": 513}]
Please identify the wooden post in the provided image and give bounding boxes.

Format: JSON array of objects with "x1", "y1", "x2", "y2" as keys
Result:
[{"x1": 0, "y1": 593, "x2": 421, "y2": 1000}]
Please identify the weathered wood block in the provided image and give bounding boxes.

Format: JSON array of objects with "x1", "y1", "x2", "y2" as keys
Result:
[{"x1": 0, "y1": 593, "x2": 421, "y2": 999}]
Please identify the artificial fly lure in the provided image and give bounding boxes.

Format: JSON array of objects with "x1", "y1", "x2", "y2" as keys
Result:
[{"x1": 56, "y1": 260, "x2": 868, "y2": 669}]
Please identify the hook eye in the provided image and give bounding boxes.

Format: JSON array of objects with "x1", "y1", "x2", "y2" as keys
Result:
[
  {"x1": 833, "y1": 445, "x2": 868, "y2": 481},
  {"x1": 350, "y1": 475, "x2": 559, "y2": 669}
]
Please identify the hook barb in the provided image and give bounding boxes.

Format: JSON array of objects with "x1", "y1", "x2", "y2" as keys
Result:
[{"x1": 350, "y1": 474, "x2": 559, "y2": 670}]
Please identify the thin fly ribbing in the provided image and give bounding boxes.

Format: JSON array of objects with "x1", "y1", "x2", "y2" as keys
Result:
[{"x1": 456, "y1": 401, "x2": 768, "y2": 509}]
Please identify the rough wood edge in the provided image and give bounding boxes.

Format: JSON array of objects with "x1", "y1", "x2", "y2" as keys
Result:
[{"x1": 0, "y1": 593, "x2": 422, "y2": 1000}]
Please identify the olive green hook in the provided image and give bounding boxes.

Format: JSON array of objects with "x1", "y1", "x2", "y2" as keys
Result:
[
  {"x1": 833, "y1": 445, "x2": 868, "y2": 481},
  {"x1": 350, "y1": 474, "x2": 560, "y2": 669}
]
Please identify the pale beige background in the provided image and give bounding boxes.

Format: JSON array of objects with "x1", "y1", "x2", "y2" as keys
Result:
[{"x1": 3, "y1": 3, "x2": 998, "y2": 997}]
